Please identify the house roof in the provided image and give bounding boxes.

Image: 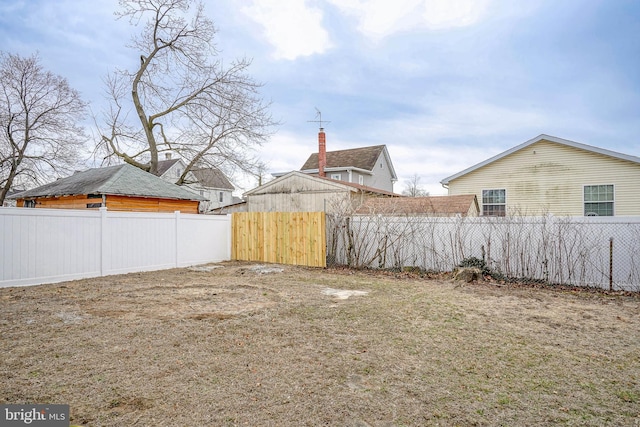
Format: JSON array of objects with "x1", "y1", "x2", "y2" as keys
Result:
[
  {"x1": 10, "y1": 164, "x2": 206, "y2": 201},
  {"x1": 244, "y1": 170, "x2": 399, "y2": 197},
  {"x1": 191, "y1": 168, "x2": 234, "y2": 190},
  {"x1": 440, "y1": 134, "x2": 640, "y2": 186},
  {"x1": 300, "y1": 145, "x2": 397, "y2": 179},
  {"x1": 355, "y1": 195, "x2": 478, "y2": 216},
  {"x1": 155, "y1": 158, "x2": 181, "y2": 176}
]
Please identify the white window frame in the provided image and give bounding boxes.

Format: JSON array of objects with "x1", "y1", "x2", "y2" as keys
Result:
[
  {"x1": 330, "y1": 173, "x2": 341, "y2": 180},
  {"x1": 481, "y1": 188, "x2": 506, "y2": 217},
  {"x1": 583, "y1": 184, "x2": 615, "y2": 216},
  {"x1": 358, "y1": 175, "x2": 364, "y2": 185}
]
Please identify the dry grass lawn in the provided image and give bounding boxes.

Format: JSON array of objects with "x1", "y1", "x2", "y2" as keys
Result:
[{"x1": 1, "y1": 262, "x2": 639, "y2": 426}]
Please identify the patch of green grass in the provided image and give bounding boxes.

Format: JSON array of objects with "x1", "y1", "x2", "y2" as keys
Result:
[
  {"x1": 497, "y1": 394, "x2": 512, "y2": 406},
  {"x1": 616, "y1": 389, "x2": 639, "y2": 403}
]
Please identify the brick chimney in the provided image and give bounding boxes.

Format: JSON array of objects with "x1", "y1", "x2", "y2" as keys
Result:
[{"x1": 318, "y1": 127, "x2": 326, "y2": 177}]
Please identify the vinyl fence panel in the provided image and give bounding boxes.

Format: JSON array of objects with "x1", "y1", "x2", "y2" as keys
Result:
[{"x1": 0, "y1": 207, "x2": 231, "y2": 287}]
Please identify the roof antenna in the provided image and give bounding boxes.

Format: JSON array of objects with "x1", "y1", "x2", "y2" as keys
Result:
[{"x1": 307, "y1": 107, "x2": 330, "y2": 130}]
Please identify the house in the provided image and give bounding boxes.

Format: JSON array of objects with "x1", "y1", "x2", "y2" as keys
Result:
[
  {"x1": 354, "y1": 195, "x2": 479, "y2": 216},
  {"x1": 244, "y1": 170, "x2": 399, "y2": 213},
  {"x1": 440, "y1": 134, "x2": 640, "y2": 216},
  {"x1": 156, "y1": 154, "x2": 235, "y2": 212},
  {"x1": 274, "y1": 128, "x2": 398, "y2": 192},
  {"x1": 10, "y1": 163, "x2": 206, "y2": 214},
  {"x1": 191, "y1": 168, "x2": 236, "y2": 212},
  {"x1": 156, "y1": 155, "x2": 236, "y2": 212}
]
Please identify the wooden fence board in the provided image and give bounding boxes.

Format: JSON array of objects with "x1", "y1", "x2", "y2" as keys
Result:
[{"x1": 231, "y1": 212, "x2": 326, "y2": 267}]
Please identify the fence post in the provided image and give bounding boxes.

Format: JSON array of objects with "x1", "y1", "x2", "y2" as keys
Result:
[
  {"x1": 175, "y1": 211, "x2": 180, "y2": 268},
  {"x1": 100, "y1": 207, "x2": 108, "y2": 276},
  {"x1": 609, "y1": 237, "x2": 613, "y2": 291}
]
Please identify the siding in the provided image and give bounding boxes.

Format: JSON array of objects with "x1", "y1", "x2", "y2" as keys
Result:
[
  {"x1": 365, "y1": 152, "x2": 395, "y2": 192},
  {"x1": 18, "y1": 194, "x2": 199, "y2": 213},
  {"x1": 247, "y1": 173, "x2": 353, "y2": 212},
  {"x1": 448, "y1": 140, "x2": 640, "y2": 216},
  {"x1": 106, "y1": 195, "x2": 199, "y2": 214},
  {"x1": 248, "y1": 191, "x2": 351, "y2": 212},
  {"x1": 18, "y1": 194, "x2": 101, "y2": 210}
]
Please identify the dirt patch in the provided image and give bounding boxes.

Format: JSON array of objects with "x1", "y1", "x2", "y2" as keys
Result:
[{"x1": 1, "y1": 262, "x2": 640, "y2": 426}]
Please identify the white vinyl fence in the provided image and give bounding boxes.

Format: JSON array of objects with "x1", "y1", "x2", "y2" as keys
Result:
[
  {"x1": 327, "y1": 214, "x2": 640, "y2": 291},
  {"x1": 0, "y1": 207, "x2": 231, "y2": 287}
]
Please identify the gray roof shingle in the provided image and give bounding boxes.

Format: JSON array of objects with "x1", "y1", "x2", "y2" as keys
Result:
[
  {"x1": 192, "y1": 168, "x2": 234, "y2": 190},
  {"x1": 10, "y1": 164, "x2": 206, "y2": 201},
  {"x1": 301, "y1": 145, "x2": 386, "y2": 171}
]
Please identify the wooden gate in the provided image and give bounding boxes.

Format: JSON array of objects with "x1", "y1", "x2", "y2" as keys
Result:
[{"x1": 231, "y1": 212, "x2": 326, "y2": 267}]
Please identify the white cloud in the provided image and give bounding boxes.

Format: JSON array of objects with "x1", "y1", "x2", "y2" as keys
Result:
[
  {"x1": 242, "y1": 0, "x2": 332, "y2": 60},
  {"x1": 327, "y1": 0, "x2": 491, "y2": 40},
  {"x1": 421, "y1": 0, "x2": 491, "y2": 30}
]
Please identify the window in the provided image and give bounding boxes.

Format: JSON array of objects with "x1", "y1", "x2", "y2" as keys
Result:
[
  {"x1": 86, "y1": 203, "x2": 102, "y2": 209},
  {"x1": 219, "y1": 192, "x2": 224, "y2": 203},
  {"x1": 482, "y1": 189, "x2": 506, "y2": 216},
  {"x1": 584, "y1": 185, "x2": 614, "y2": 216},
  {"x1": 358, "y1": 175, "x2": 364, "y2": 185},
  {"x1": 24, "y1": 200, "x2": 36, "y2": 208},
  {"x1": 330, "y1": 173, "x2": 341, "y2": 180}
]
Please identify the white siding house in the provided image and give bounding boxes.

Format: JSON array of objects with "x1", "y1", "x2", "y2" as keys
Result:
[{"x1": 441, "y1": 134, "x2": 640, "y2": 216}]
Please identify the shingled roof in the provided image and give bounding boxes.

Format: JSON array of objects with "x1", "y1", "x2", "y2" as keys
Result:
[
  {"x1": 191, "y1": 168, "x2": 234, "y2": 190},
  {"x1": 155, "y1": 158, "x2": 181, "y2": 176},
  {"x1": 354, "y1": 195, "x2": 479, "y2": 216},
  {"x1": 301, "y1": 145, "x2": 387, "y2": 171},
  {"x1": 11, "y1": 164, "x2": 206, "y2": 201}
]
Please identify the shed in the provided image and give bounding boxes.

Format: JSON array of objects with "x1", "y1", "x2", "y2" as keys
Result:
[
  {"x1": 244, "y1": 170, "x2": 399, "y2": 213},
  {"x1": 11, "y1": 164, "x2": 206, "y2": 214}
]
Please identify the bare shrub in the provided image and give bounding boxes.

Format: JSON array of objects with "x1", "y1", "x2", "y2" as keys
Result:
[{"x1": 327, "y1": 211, "x2": 640, "y2": 290}]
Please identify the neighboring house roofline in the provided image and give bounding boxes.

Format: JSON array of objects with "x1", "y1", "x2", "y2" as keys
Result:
[
  {"x1": 440, "y1": 134, "x2": 640, "y2": 186},
  {"x1": 244, "y1": 170, "x2": 399, "y2": 198},
  {"x1": 299, "y1": 144, "x2": 398, "y2": 181},
  {"x1": 298, "y1": 166, "x2": 374, "y2": 176},
  {"x1": 244, "y1": 171, "x2": 357, "y2": 197},
  {"x1": 354, "y1": 194, "x2": 478, "y2": 216}
]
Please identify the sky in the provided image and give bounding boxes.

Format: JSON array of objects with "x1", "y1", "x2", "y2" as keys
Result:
[{"x1": 1, "y1": 0, "x2": 640, "y2": 195}]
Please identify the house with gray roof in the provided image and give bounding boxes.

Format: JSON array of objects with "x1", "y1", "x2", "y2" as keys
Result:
[
  {"x1": 155, "y1": 154, "x2": 236, "y2": 212},
  {"x1": 274, "y1": 144, "x2": 398, "y2": 193},
  {"x1": 10, "y1": 163, "x2": 206, "y2": 214}
]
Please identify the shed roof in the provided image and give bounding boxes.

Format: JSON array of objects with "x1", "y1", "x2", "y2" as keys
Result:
[
  {"x1": 244, "y1": 170, "x2": 399, "y2": 197},
  {"x1": 441, "y1": 134, "x2": 640, "y2": 185},
  {"x1": 11, "y1": 164, "x2": 206, "y2": 201},
  {"x1": 355, "y1": 195, "x2": 478, "y2": 216}
]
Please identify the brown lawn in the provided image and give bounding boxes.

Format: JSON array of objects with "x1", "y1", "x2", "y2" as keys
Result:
[{"x1": 1, "y1": 262, "x2": 639, "y2": 426}]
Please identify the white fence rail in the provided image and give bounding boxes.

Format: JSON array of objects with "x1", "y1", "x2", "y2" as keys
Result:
[
  {"x1": 0, "y1": 207, "x2": 231, "y2": 287},
  {"x1": 327, "y1": 214, "x2": 640, "y2": 291}
]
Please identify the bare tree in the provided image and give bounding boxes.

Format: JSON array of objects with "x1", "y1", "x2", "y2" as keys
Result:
[
  {"x1": 401, "y1": 173, "x2": 429, "y2": 197},
  {"x1": 0, "y1": 52, "x2": 87, "y2": 205},
  {"x1": 97, "y1": 0, "x2": 276, "y2": 184}
]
